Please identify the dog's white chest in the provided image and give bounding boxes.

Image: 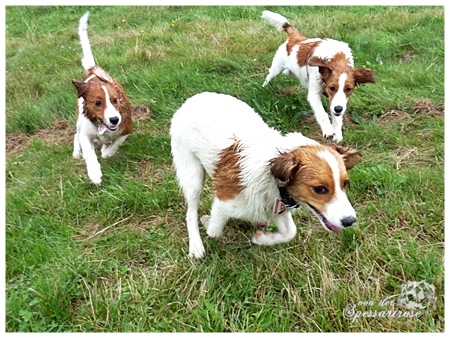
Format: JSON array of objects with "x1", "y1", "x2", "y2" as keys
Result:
[{"x1": 94, "y1": 129, "x2": 121, "y2": 145}]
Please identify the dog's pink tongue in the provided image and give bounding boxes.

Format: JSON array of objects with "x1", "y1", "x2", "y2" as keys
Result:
[
  {"x1": 327, "y1": 221, "x2": 342, "y2": 233},
  {"x1": 98, "y1": 124, "x2": 106, "y2": 135}
]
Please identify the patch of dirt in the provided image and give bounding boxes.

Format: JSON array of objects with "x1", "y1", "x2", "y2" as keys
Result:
[
  {"x1": 276, "y1": 87, "x2": 299, "y2": 97},
  {"x1": 377, "y1": 109, "x2": 410, "y2": 125},
  {"x1": 401, "y1": 52, "x2": 416, "y2": 63},
  {"x1": 132, "y1": 104, "x2": 152, "y2": 122},
  {"x1": 35, "y1": 120, "x2": 75, "y2": 145},
  {"x1": 413, "y1": 98, "x2": 444, "y2": 117},
  {"x1": 73, "y1": 214, "x2": 179, "y2": 243},
  {"x1": 5, "y1": 132, "x2": 29, "y2": 157},
  {"x1": 129, "y1": 159, "x2": 174, "y2": 186},
  {"x1": 395, "y1": 146, "x2": 418, "y2": 169},
  {"x1": 5, "y1": 120, "x2": 75, "y2": 159},
  {"x1": 377, "y1": 98, "x2": 443, "y2": 126},
  {"x1": 5, "y1": 104, "x2": 151, "y2": 159}
]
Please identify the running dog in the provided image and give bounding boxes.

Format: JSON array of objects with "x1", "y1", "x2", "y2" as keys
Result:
[
  {"x1": 170, "y1": 92, "x2": 362, "y2": 258},
  {"x1": 262, "y1": 10, "x2": 375, "y2": 142},
  {"x1": 72, "y1": 12, "x2": 132, "y2": 185}
]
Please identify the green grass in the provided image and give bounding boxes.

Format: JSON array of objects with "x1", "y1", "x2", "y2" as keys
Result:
[{"x1": 5, "y1": 5, "x2": 444, "y2": 332}]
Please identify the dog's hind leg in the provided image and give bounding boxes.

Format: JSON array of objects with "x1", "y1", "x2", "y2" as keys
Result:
[
  {"x1": 201, "y1": 198, "x2": 230, "y2": 238},
  {"x1": 263, "y1": 44, "x2": 288, "y2": 87},
  {"x1": 173, "y1": 150, "x2": 206, "y2": 259}
]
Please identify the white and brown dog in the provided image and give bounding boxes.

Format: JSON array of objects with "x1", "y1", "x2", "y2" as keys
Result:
[
  {"x1": 262, "y1": 10, "x2": 375, "y2": 142},
  {"x1": 170, "y1": 92, "x2": 362, "y2": 259},
  {"x1": 72, "y1": 13, "x2": 132, "y2": 185}
]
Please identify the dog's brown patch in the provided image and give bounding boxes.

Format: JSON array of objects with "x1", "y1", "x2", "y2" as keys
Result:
[
  {"x1": 285, "y1": 25, "x2": 308, "y2": 56},
  {"x1": 114, "y1": 81, "x2": 133, "y2": 135},
  {"x1": 327, "y1": 144, "x2": 362, "y2": 170},
  {"x1": 213, "y1": 142, "x2": 243, "y2": 201},
  {"x1": 296, "y1": 40, "x2": 321, "y2": 67}
]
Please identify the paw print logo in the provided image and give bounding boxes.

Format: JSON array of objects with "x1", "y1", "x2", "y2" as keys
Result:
[{"x1": 397, "y1": 280, "x2": 436, "y2": 310}]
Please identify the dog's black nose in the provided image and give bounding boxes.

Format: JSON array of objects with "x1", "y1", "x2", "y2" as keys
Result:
[
  {"x1": 334, "y1": 106, "x2": 343, "y2": 115},
  {"x1": 109, "y1": 116, "x2": 119, "y2": 125},
  {"x1": 341, "y1": 216, "x2": 356, "y2": 227}
]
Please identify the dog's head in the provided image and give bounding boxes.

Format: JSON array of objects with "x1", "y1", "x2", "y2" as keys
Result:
[
  {"x1": 72, "y1": 66, "x2": 124, "y2": 132},
  {"x1": 309, "y1": 54, "x2": 375, "y2": 117},
  {"x1": 271, "y1": 144, "x2": 362, "y2": 232}
]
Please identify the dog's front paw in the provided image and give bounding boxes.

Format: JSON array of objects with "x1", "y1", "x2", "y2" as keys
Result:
[
  {"x1": 87, "y1": 166, "x2": 102, "y2": 185},
  {"x1": 322, "y1": 126, "x2": 335, "y2": 140},
  {"x1": 101, "y1": 144, "x2": 116, "y2": 158},
  {"x1": 332, "y1": 133, "x2": 343, "y2": 143},
  {"x1": 251, "y1": 230, "x2": 272, "y2": 245},
  {"x1": 89, "y1": 173, "x2": 102, "y2": 185},
  {"x1": 189, "y1": 242, "x2": 205, "y2": 259},
  {"x1": 200, "y1": 215, "x2": 211, "y2": 229}
]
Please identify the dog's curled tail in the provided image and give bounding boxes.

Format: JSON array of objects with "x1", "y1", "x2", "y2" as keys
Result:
[
  {"x1": 261, "y1": 10, "x2": 290, "y2": 32},
  {"x1": 78, "y1": 12, "x2": 96, "y2": 70}
]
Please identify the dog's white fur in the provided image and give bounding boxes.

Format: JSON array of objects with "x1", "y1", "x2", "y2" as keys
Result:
[
  {"x1": 72, "y1": 13, "x2": 130, "y2": 185},
  {"x1": 262, "y1": 10, "x2": 375, "y2": 142},
  {"x1": 171, "y1": 92, "x2": 361, "y2": 258}
]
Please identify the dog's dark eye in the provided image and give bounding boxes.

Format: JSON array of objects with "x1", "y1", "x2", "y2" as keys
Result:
[
  {"x1": 343, "y1": 180, "x2": 350, "y2": 190},
  {"x1": 313, "y1": 186, "x2": 328, "y2": 194},
  {"x1": 112, "y1": 98, "x2": 118, "y2": 104},
  {"x1": 344, "y1": 87, "x2": 352, "y2": 94},
  {"x1": 94, "y1": 100, "x2": 102, "y2": 107},
  {"x1": 329, "y1": 86, "x2": 336, "y2": 93}
]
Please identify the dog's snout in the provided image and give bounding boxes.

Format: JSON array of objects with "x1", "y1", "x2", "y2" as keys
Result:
[
  {"x1": 109, "y1": 116, "x2": 119, "y2": 125},
  {"x1": 334, "y1": 106, "x2": 343, "y2": 116},
  {"x1": 341, "y1": 215, "x2": 356, "y2": 227}
]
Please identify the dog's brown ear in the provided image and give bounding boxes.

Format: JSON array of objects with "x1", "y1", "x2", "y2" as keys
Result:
[
  {"x1": 329, "y1": 144, "x2": 362, "y2": 170},
  {"x1": 353, "y1": 68, "x2": 376, "y2": 85},
  {"x1": 72, "y1": 80, "x2": 88, "y2": 98},
  {"x1": 308, "y1": 56, "x2": 328, "y2": 68},
  {"x1": 309, "y1": 56, "x2": 331, "y2": 80},
  {"x1": 270, "y1": 152, "x2": 301, "y2": 187}
]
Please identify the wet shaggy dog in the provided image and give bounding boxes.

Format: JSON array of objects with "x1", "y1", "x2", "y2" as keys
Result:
[
  {"x1": 262, "y1": 10, "x2": 375, "y2": 142},
  {"x1": 170, "y1": 92, "x2": 362, "y2": 259},
  {"x1": 72, "y1": 13, "x2": 132, "y2": 185}
]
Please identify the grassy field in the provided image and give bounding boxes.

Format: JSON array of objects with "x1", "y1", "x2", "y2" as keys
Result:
[{"x1": 5, "y1": 5, "x2": 444, "y2": 332}]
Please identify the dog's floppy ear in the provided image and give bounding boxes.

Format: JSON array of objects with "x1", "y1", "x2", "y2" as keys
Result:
[
  {"x1": 353, "y1": 68, "x2": 376, "y2": 85},
  {"x1": 328, "y1": 144, "x2": 362, "y2": 170},
  {"x1": 72, "y1": 80, "x2": 88, "y2": 98},
  {"x1": 309, "y1": 56, "x2": 331, "y2": 80},
  {"x1": 270, "y1": 152, "x2": 301, "y2": 187},
  {"x1": 91, "y1": 65, "x2": 113, "y2": 83}
]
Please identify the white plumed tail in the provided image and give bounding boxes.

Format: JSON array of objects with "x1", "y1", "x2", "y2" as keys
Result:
[
  {"x1": 261, "y1": 10, "x2": 289, "y2": 32},
  {"x1": 78, "y1": 12, "x2": 96, "y2": 70}
]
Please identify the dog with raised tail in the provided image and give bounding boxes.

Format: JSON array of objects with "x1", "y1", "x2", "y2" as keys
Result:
[
  {"x1": 170, "y1": 92, "x2": 362, "y2": 259},
  {"x1": 261, "y1": 10, "x2": 375, "y2": 142},
  {"x1": 72, "y1": 12, "x2": 132, "y2": 185}
]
